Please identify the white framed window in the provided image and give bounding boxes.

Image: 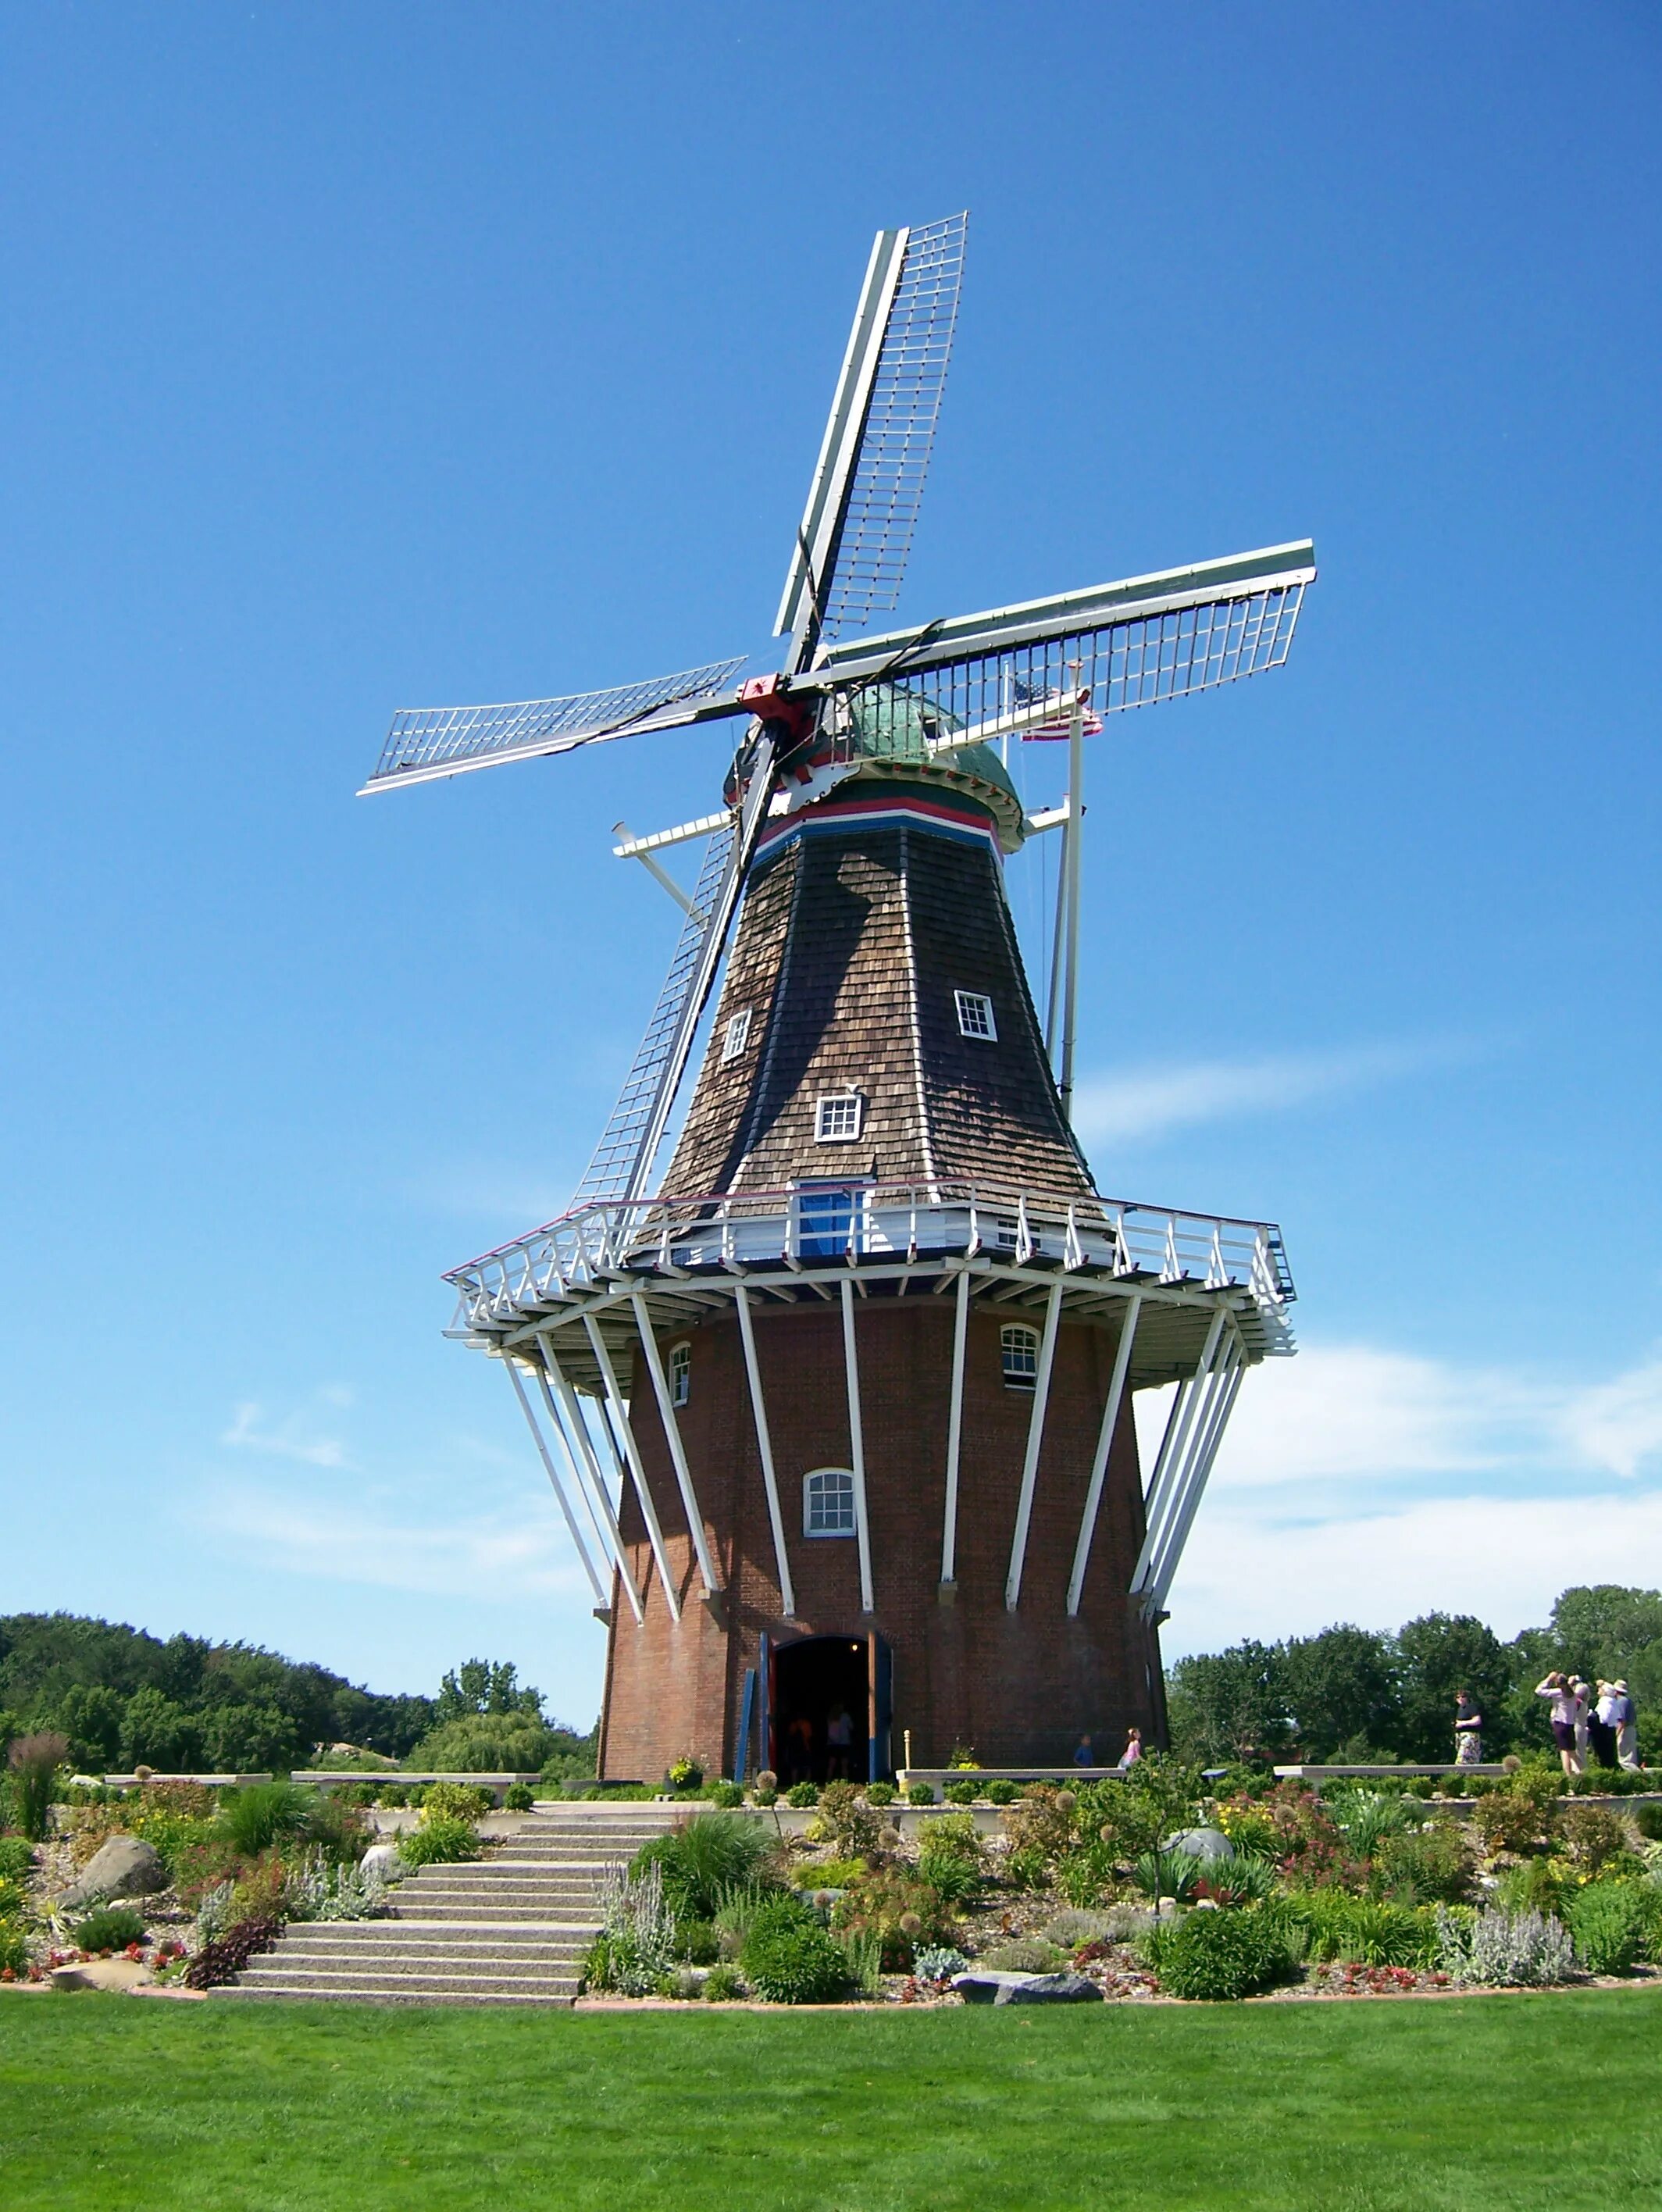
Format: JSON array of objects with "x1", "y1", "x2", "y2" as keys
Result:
[
  {"x1": 955, "y1": 990, "x2": 997, "y2": 1041},
  {"x1": 804, "y1": 1466, "x2": 856, "y2": 1537},
  {"x1": 722, "y1": 1008, "x2": 752, "y2": 1063},
  {"x1": 815, "y1": 1092, "x2": 864, "y2": 1143},
  {"x1": 669, "y1": 1342, "x2": 690, "y2": 1408},
  {"x1": 1001, "y1": 1323, "x2": 1040, "y2": 1392},
  {"x1": 793, "y1": 1181, "x2": 869, "y2": 1261},
  {"x1": 995, "y1": 1215, "x2": 1020, "y2": 1252}
]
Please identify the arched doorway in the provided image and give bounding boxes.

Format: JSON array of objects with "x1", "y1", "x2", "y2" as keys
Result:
[{"x1": 771, "y1": 1634, "x2": 890, "y2": 1784}]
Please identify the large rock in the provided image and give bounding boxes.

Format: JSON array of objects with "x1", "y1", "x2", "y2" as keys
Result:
[
  {"x1": 59, "y1": 1834, "x2": 167, "y2": 1908},
  {"x1": 360, "y1": 1843, "x2": 405, "y2": 1884},
  {"x1": 1164, "y1": 1826, "x2": 1234, "y2": 1864},
  {"x1": 994, "y1": 1972, "x2": 1104, "y2": 2006}
]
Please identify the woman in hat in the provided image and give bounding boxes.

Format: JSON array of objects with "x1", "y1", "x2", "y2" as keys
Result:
[
  {"x1": 1535, "y1": 1671, "x2": 1584, "y2": 1776},
  {"x1": 1613, "y1": 1682, "x2": 1641, "y2": 1771},
  {"x1": 1590, "y1": 1682, "x2": 1620, "y2": 1769}
]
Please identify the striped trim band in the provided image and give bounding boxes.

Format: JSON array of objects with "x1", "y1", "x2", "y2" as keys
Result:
[{"x1": 752, "y1": 791, "x2": 1000, "y2": 872}]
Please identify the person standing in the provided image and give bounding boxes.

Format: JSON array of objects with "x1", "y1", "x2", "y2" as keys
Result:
[
  {"x1": 1571, "y1": 1679, "x2": 1593, "y2": 1768},
  {"x1": 1117, "y1": 1725, "x2": 1143, "y2": 1771},
  {"x1": 1590, "y1": 1682, "x2": 1621, "y2": 1770},
  {"x1": 1535, "y1": 1672, "x2": 1584, "y2": 1777},
  {"x1": 1453, "y1": 1689, "x2": 1485, "y2": 1767},
  {"x1": 1072, "y1": 1734, "x2": 1095, "y2": 1771},
  {"x1": 825, "y1": 1702, "x2": 854, "y2": 1781},
  {"x1": 1613, "y1": 1682, "x2": 1641, "y2": 1771}
]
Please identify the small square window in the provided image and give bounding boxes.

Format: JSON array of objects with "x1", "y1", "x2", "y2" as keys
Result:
[
  {"x1": 955, "y1": 990, "x2": 997, "y2": 1041},
  {"x1": 669, "y1": 1342, "x2": 690, "y2": 1408},
  {"x1": 804, "y1": 1467, "x2": 856, "y2": 1537},
  {"x1": 722, "y1": 1008, "x2": 752, "y2": 1064},
  {"x1": 815, "y1": 1093, "x2": 864, "y2": 1143},
  {"x1": 1001, "y1": 1324, "x2": 1040, "y2": 1392}
]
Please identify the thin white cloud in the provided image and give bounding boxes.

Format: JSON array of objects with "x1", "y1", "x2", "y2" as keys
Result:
[
  {"x1": 204, "y1": 1482, "x2": 589, "y2": 1602},
  {"x1": 1165, "y1": 1488, "x2": 1662, "y2": 1654},
  {"x1": 220, "y1": 1401, "x2": 352, "y2": 1472},
  {"x1": 1072, "y1": 1039, "x2": 1475, "y2": 1147}
]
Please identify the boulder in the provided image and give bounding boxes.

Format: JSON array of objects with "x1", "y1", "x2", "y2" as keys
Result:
[
  {"x1": 58, "y1": 1835, "x2": 167, "y2": 1908},
  {"x1": 1164, "y1": 1826, "x2": 1234, "y2": 1864},
  {"x1": 994, "y1": 1972, "x2": 1104, "y2": 2006},
  {"x1": 360, "y1": 1843, "x2": 405, "y2": 1884},
  {"x1": 951, "y1": 1970, "x2": 1038, "y2": 2004}
]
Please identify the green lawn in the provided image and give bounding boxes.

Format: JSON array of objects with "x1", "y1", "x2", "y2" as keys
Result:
[{"x1": 2, "y1": 1989, "x2": 1659, "y2": 2210}]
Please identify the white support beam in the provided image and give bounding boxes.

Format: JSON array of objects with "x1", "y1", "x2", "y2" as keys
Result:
[
  {"x1": 1145, "y1": 1334, "x2": 1246, "y2": 1611},
  {"x1": 840, "y1": 1275, "x2": 875, "y2": 1614},
  {"x1": 1132, "y1": 1324, "x2": 1239, "y2": 1602},
  {"x1": 531, "y1": 1364, "x2": 617, "y2": 1577},
  {"x1": 583, "y1": 1313, "x2": 681, "y2": 1623},
  {"x1": 733, "y1": 1284, "x2": 797, "y2": 1619},
  {"x1": 1058, "y1": 696, "x2": 1086, "y2": 1118},
  {"x1": 1004, "y1": 1279, "x2": 1064, "y2": 1611},
  {"x1": 1130, "y1": 1304, "x2": 1229, "y2": 1590},
  {"x1": 534, "y1": 1335, "x2": 644, "y2": 1625},
  {"x1": 630, "y1": 1291, "x2": 721, "y2": 1595},
  {"x1": 614, "y1": 820, "x2": 697, "y2": 915},
  {"x1": 1065, "y1": 1293, "x2": 1142, "y2": 1616},
  {"x1": 612, "y1": 808, "x2": 733, "y2": 858},
  {"x1": 504, "y1": 1358, "x2": 608, "y2": 1608},
  {"x1": 940, "y1": 1268, "x2": 971, "y2": 1586}
]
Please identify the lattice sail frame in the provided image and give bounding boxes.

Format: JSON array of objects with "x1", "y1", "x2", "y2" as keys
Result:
[
  {"x1": 820, "y1": 214, "x2": 966, "y2": 640},
  {"x1": 361, "y1": 656, "x2": 748, "y2": 793}
]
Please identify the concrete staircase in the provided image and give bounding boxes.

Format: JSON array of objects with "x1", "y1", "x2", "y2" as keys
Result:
[{"x1": 212, "y1": 1803, "x2": 685, "y2": 2009}]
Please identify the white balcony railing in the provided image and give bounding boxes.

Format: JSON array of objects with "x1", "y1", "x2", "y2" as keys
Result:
[{"x1": 444, "y1": 1181, "x2": 1295, "y2": 1334}]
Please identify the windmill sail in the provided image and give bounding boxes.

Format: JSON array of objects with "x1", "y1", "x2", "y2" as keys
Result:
[
  {"x1": 571, "y1": 731, "x2": 780, "y2": 1208},
  {"x1": 776, "y1": 213, "x2": 968, "y2": 664},
  {"x1": 808, "y1": 541, "x2": 1314, "y2": 734},
  {"x1": 360, "y1": 656, "x2": 750, "y2": 794}
]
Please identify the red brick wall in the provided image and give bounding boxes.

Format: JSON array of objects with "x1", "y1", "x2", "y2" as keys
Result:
[{"x1": 597, "y1": 1293, "x2": 1165, "y2": 1781}]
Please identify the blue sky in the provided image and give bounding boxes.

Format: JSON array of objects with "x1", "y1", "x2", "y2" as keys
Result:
[{"x1": 2, "y1": 4, "x2": 1659, "y2": 1724}]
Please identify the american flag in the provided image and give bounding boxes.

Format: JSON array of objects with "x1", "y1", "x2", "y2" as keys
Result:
[{"x1": 1011, "y1": 673, "x2": 1104, "y2": 741}]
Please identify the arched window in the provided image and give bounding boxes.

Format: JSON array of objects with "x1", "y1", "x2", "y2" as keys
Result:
[
  {"x1": 803, "y1": 1467, "x2": 856, "y2": 1537},
  {"x1": 669, "y1": 1342, "x2": 690, "y2": 1408},
  {"x1": 1001, "y1": 1324, "x2": 1040, "y2": 1393}
]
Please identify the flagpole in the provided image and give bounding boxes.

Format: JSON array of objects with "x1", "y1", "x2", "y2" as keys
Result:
[{"x1": 1058, "y1": 684, "x2": 1085, "y2": 1121}]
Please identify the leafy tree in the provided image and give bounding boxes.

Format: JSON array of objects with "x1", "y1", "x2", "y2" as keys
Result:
[
  {"x1": 1546, "y1": 1586, "x2": 1662, "y2": 1712},
  {"x1": 119, "y1": 1687, "x2": 204, "y2": 1771},
  {"x1": 203, "y1": 1701, "x2": 301, "y2": 1774},
  {"x1": 1165, "y1": 1641, "x2": 1289, "y2": 1763},
  {"x1": 434, "y1": 1659, "x2": 545, "y2": 1726},
  {"x1": 56, "y1": 1684, "x2": 124, "y2": 1770},
  {"x1": 1394, "y1": 1612, "x2": 1514, "y2": 1761},
  {"x1": 1278, "y1": 1625, "x2": 1399, "y2": 1761}
]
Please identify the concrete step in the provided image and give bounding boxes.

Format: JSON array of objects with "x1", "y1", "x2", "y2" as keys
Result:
[
  {"x1": 391, "y1": 1901, "x2": 598, "y2": 1923},
  {"x1": 278, "y1": 1934, "x2": 590, "y2": 1960},
  {"x1": 238, "y1": 1961, "x2": 583, "y2": 1994},
  {"x1": 212, "y1": 1983, "x2": 576, "y2": 2008}
]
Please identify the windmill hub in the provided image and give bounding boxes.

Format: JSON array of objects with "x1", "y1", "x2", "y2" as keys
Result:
[{"x1": 365, "y1": 212, "x2": 1315, "y2": 1782}]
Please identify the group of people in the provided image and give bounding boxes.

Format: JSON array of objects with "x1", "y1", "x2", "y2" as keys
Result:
[
  {"x1": 1533, "y1": 1672, "x2": 1641, "y2": 1776},
  {"x1": 1072, "y1": 1728, "x2": 1143, "y2": 1771},
  {"x1": 1455, "y1": 1677, "x2": 1641, "y2": 1773}
]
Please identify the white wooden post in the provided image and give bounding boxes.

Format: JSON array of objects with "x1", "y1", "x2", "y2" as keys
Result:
[
  {"x1": 630, "y1": 1291, "x2": 721, "y2": 1595},
  {"x1": 734, "y1": 1284, "x2": 797, "y2": 1618},
  {"x1": 1004, "y1": 1279, "x2": 1064, "y2": 1611},
  {"x1": 583, "y1": 1312, "x2": 681, "y2": 1623},
  {"x1": 840, "y1": 1275, "x2": 875, "y2": 1614},
  {"x1": 1065, "y1": 1293, "x2": 1142, "y2": 1615}
]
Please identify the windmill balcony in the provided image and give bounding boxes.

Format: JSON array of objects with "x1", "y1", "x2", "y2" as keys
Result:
[{"x1": 444, "y1": 1182, "x2": 1296, "y2": 1372}]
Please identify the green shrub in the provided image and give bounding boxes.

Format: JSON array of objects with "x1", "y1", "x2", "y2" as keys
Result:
[
  {"x1": 865, "y1": 1782, "x2": 897, "y2": 1807},
  {"x1": 376, "y1": 1785, "x2": 409, "y2": 1808},
  {"x1": 1141, "y1": 1905, "x2": 1301, "y2": 2000},
  {"x1": 219, "y1": 1782, "x2": 312, "y2": 1857},
  {"x1": 1437, "y1": 1904, "x2": 1576, "y2": 1986},
  {"x1": 1370, "y1": 1821, "x2": 1477, "y2": 1904},
  {"x1": 407, "y1": 1716, "x2": 552, "y2": 1773},
  {"x1": 905, "y1": 1782, "x2": 936, "y2": 1806},
  {"x1": 979, "y1": 1937, "x2": 1067, "y2": 1973},
  {"x1": 1057, "y1": 1840, "x2": 1119, "y2": 1908},
  {"x1": 74, "y1": 1904, "x2": 147, "y2": 1953},
  {"x1": 1560, "y1": 1804, "x2": 1631, "y2": 1873},
  {"x1": 674, "y1": 1917, "x2": 719, "y2": 1964},
  {"x1": 630, "y1": 1813, "x2": 774, "y2": 1922},
  {"x1": 741, "y1": 1911, "x2": 854, "y2": 2003},
  {"x1": 785, "y1": 1782, "x2": 819, "y2": 1808},
  {"x1": 749, "y1": 1782, "x2": 779, "y2": 1807},
  {"x1": 943, "y1": 1780, "x2": 979, "y2": 1807},
  {"x1": 1002, "y1": 1846, "x2": 1050, "y2": 1893},
  {"x1": 983, "y1": 1780, "x2": 1020, "y2": 1807},
  {"x1": 7, "y1": 1733, "x2": 67, "y2": 1843},
  {"x1": 503, "y1": 1783, "x2": 534, "y2": 1812},
  {"x1": 1132, "y1": 1848, "x2": 1206, "y2": 1904},
  {"x1": 1325, "y1": 1787, "x2": 1419, "y2": 1860},
  {"x1": 703, "y1": 1963, "x2": 743, "y2": 2000},
  {"x1": 1565, "y1": 1882, "x2": 1652, "y2": 1976},
  {"x1": 0, "y1": 1919, "x2": 30, "y2": 1975},
  {"x1": 830, "y1": 1871, "x2": 952, "y2": 1968},
  {"x1": 420, "y1": 1782, "x2": 494, "y2": 1825},
  {"x1": 1634, "y1": 1805, "x2": 1662, "y2": 1841},
  {"x1": 804, "y1": 1857, "x2": 868, "y2": 1891},
  {"x1": 811, "y1": 1782, "x2": 883, "y2": 1857},
  {"x1": 182, "y1": 1914, "x2": 282, "y2": 1989},
  {"x1": 667, "y1": 1757, "x2": 704, "y2": 1792},
  {"x1": 0, "y1": 1877, "x2": 24, "y2": 1921},
  {"x1": 398, "y1": 1817, "x2": 479, "y2": 1867},
  {"x1": 708, "y1": 1781, "x2": 744, "y2": 1809},
  {"x1": 1293, "y1": 1890, "x2": 1434, "y2": 1967},
  {"x1": 0, "y1": 1838, "x2": 37, "y2": 1882}
]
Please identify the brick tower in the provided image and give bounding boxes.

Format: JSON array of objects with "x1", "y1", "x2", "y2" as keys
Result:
[{"x1": 367, "y1": 214, "x2": 1308, "y2": 1783}]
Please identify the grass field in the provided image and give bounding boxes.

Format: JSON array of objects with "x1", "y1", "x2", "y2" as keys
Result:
[{"x1": 2, "y1": 1989, "x2": 1659, "y2": 2210}]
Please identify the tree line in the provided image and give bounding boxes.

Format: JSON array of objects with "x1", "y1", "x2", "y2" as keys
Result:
[
  {"x1": 1164, "y1": 1584, "x2": 1662, "y2": 1765},
  {"x1": 0, "y1": 1614, "x2": 594, "y2": 1776}
]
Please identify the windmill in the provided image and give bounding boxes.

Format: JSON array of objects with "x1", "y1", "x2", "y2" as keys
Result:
[{"x1": 364, "y1": 213, "x2": 1313, "y2": 1779}]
